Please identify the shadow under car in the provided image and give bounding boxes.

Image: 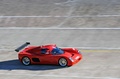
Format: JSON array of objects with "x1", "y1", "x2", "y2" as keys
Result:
[{"x1": 0, "y1": 59, "x2": 66, "y2": 71}]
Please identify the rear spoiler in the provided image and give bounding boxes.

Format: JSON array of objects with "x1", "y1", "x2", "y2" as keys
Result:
[{"x1": 15, "y1": 42, "x2": 30, "y2": 52}]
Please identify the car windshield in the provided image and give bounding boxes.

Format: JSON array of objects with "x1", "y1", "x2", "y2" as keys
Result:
[{"x1": 51, "y1": 47, "x2": 64, "y2": 55}]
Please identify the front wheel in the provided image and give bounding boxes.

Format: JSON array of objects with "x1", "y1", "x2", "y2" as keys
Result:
[
  {"x1": 59, "y1": 58, "x2": 68, "y2": 67},
  {"x1": 22, "y1": 57, "x2": 31, "y2": 66}
]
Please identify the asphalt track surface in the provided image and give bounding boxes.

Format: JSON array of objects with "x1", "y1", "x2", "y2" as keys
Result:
[
  {"x1": 0, "y1": 28, "x2": 120, "y2": 79},
  {"x1": 0, "y1": 28, "x2": 120, "y2": 50},
  {"x1": 0, "y1": 0, "x2": 120, "y2": 79}
]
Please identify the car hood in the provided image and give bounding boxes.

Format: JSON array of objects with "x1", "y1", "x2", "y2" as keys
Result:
[{"x1": 63, "y1": 51, "x2": 73, "y2": 57}]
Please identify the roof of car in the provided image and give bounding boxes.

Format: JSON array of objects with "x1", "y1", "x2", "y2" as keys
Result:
[{"x1": 40, "y1": 44, "x2": 56, "y2": 51}]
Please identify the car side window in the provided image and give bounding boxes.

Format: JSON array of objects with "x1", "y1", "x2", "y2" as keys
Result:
[{"x1": 41, "y1": 48, "x2": 49, "y2": 54}]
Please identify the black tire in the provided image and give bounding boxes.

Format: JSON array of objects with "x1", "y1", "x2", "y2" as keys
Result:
[
  {"x1": 22, "y1": 57, "x2": 31, "y2": 66},
  {"x1": 59, "y1": 58, "x2": 68, "y2": 67}
]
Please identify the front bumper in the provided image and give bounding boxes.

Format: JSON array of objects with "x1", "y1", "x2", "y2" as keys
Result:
[{"x1": 68, "y1": 54, "x2": 82, "y2": 66}]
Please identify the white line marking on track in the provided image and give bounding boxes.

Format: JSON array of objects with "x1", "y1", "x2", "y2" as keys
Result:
[
  {"x1": 0, "y1": 27, "x2": 120, "y2": 30},
  {"x1": 0, "y1": 73, "x2": 119, "y2": 79}
]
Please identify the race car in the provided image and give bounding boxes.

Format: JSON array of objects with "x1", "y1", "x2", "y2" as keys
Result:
[{"x1": 15, "y1": 42, "x2": 82, "y2": 67}]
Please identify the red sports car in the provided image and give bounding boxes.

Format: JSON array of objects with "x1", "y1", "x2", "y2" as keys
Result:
[{"x1": 15, "y1": 42, "x2": 82, "y2": 67}]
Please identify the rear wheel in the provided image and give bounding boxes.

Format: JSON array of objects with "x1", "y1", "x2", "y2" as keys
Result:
[
  {"x1": 59, "y1": 58, "x2": 67, "y2": 67},
  {"x1": 22, "y1": 57, "x2": 31, "y2": 66}
]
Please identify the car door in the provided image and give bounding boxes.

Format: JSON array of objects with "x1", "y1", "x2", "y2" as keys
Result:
[{"x1": 38, "y1": 48, "x2": 54, "y2": 64}]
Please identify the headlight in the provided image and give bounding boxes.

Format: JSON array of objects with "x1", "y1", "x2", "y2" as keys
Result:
[
  {"x1": 75, "y1": 56, "x2": 80, "y2": 60},
  {"x1": 69, "y1": 57, "x2": 74, "y2": 62}
]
